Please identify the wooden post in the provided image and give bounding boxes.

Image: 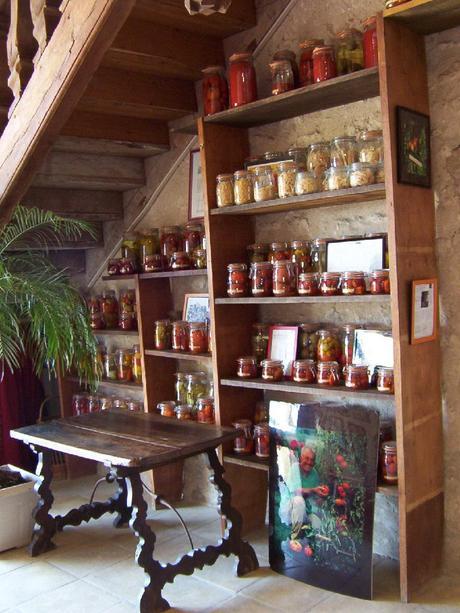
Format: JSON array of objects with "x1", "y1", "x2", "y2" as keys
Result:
[{"x1": 30, "y1": 0, "x2": 62, "y2": 64}]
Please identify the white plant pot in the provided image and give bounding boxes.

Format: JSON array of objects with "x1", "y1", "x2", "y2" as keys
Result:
[{"x1": 0, "y1": 465, "x2": 38, "y2": 552}]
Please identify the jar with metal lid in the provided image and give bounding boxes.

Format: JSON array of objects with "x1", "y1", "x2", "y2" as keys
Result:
[
  {"x1": 362, "y1": 16, "x2": 378, "y2": 68},
  {"x1": 183, "y1": 222, "x2": 203, "y2": 255},
  {"x1": 117, "y1": 291, "x2": 136, "y2": 324},
  {"x1": 277, "y1": 161, "x2": 297, "y2": 198},
  {"x1": 107, "y1": 259, "x2": 121, "y2": 276},
  {"x1": 331, "y1": 136, "x2": 358, "y2": 167},
  {"x1": 375, "y1": 162, "x2": 385, "y2": 184},
  {"x1": 161, "y1": 226, "x2": 182, "y2": 263},
  {"x1": 298, "y1": 272, "x2": 320, "y2": 296},
  {"x1": 370, "y1": 269, "x2": 390, "y2": 294},
  {"x1": 381, "y1": 441, "x2": 398, "y2": 484},
  {"x1": 376, "y1": 366, "x2": 394, "y2": 393},
  {"x1": 290, "y1": 240, "x2": 311, "y2": 276},
  {"x1": 175, "y1": 373, "x2": 188, "y2": 404},
  {"x1": 335, "y1": 29, "x2": 363, "y2": 75},
  {"x1": 317, "y1": 361, "x2": 341, "y2": 385},
  {"x1": 189, "y1": 322, "x2": 208, "y2": 354},
  {"x1": 172, "y1": 321, "x2": 190, "y2": 352},
  {"x1": 196, "y1": 397, "x2": 215, "y2": 424},
  {"x1": 236, "y1": 356, "x2": 258, "y2": 379},
  {"x1": 185, "y1": 372, "x2": 208, "y2": 406},
  {"x1": 251, "y1": 323, "x2": 269, "y2": 364},
  {"x1": 229, "y1": 52, "x2": 257, "y2": 108},
  {"x1": 116, "y1": 349, "x2": 133, "y2": 382},
  {"x1": 345, "y1": 365, "x2": 369, "y2": 389},
  {"x1": 121, "y1": 233, "x2": 140, "y2": 265},
  {"x1": 268, "y1": 241, "x2": 290, "y2": 264},
  {"x1": 270, "y1": 60, "x2": 295, "y2": 96},
  {"x1": 298, "y1": 324, "x2": 319, "y2": 360},
  {"x1": 176, "y1": 404, "x2": 195, "y2": 421},
  {"x1": 72, "y1": 393, "x2": 88, "y2": 416},
  {"x1": 216, "y1": 174, "x2": 234, "y2": 208},
  {"x1": 88, "y1": 297, "x2": 104, "y2": 330},
  {"x1": 349, "y1": 162, "x2": 375, "y2": 187},
  {"x1": 100, "y1": 290, "x2": 118, "y2": 329},
  {"x1": 87, "y1": 394, "x2": 101, "y2": 413},
  {"x1": 312, "y1": 46, "x2": 337, "y2": 82},
  {"x1": 319, "y1": 272, "x2": 341, "y2": 296},
  {"x1": 118, "y1": 257, "x2": 137, "y2": 275},
  {"x1": 158, "y1": 400, "x2": 176, "y2": 417},
  {"x1": 273, "y1": 49, "x2": 299, "y2": 86},
  {"x1": 247, "y1": 243, "x2": 269, "y2": 264},
  {"x1": 170, "y1": 251, "x2": 191, "y2": 271},
  {"x1": 317, "y1": 329, "x2": 342, "y2": 362},
  {"x1": 113, "y1": 398, "x2": 129, "y2": 410},
  {"x1": 325, "y1": 167, "x2": 350, "y2": 191},
  {"x1": 250, "y1": 261, "x2": 273, "y2": 296},
  {"x1": 288, "y1": 146, "x2": 308, "y2": 170},
  {"x1": 273, "y1": 260, "x2": 296, "y2": 296},
  {"x1": 261, "y1": 359, "x2": 284, "y2": 381},
  {"x1": 254, "y1": 401, "x2": 269, "y2": 424},
  {"x1": 293, "y1": 359, "x2": 316, "y2": 384},
  {"x1": 133, "y1": 345, "x2": 143, "y2": 384},
  {"x1": 310, "y1": 238, "x2": 327, "y2": 273},
  {"x1": 100, "y1": 396, "x2": 113, "y2": 412},
  {"x1": 295, "y1": 170, "x2": 318, "y2": 195},
  {"x1": 227, "y1": 263, "x2": 248, "y2": 297},
  {"x1": 307, "y1": 142, "x2": 331, "y2": 178},
  {"x1": 341, "y1": 324, "x2": 359, "y2": 368},
  {"x1": 341, "y1": 271, "x2": 367, "y2": 295},
  {"x1": 358, "y1": 129, "x2": 383, "y2": 163},
  {"x1": 232, "y1": 419, "x2": 254, "y2": 454},
  {"x1": 139, "y1": 230, "x2": 160, "y2": 272},
  {"x1": 299, "y1": 39, "x2": 324, "y2": 86},
  {"x1": 192, "y1": 248, "x2": 207, "y2": 270},
  {"x1": 254, "y1": 423, "x2": 270, "y2": 458},
  {"x1": 103, "y1": 351, "x2": 118, "y2": 380},
  {"x1": 202, "y1": 65, "x2": 228, "y2": 116},
  {"x1": 155, "y1": 319, "x2": 171, "y2": 350},
  {"x1": 234, "y1": 170, "x2": 253, "y2": 205},
  {"x1": 253, "y1": 166, "x2": 276, "y2": 202},
  {"x1": 143, "y1": 254, "x2": 165, "y2": 273}
]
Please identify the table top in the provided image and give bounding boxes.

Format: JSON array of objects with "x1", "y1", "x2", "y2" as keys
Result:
[{"x1": 10, "y1": 409, "x2": 238, "y2": 469}]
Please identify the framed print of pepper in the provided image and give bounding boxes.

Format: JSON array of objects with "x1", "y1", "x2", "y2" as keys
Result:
[{"x1": 396, "y1": 106, "x2": 431, "y2": 188}]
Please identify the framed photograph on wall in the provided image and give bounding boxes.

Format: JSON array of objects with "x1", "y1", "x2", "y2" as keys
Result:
[
  {"x1": 326, "y1": 235, "x2": 386, "y2": 273},
  {"x1": 411, "y1": 278, "x2": 438, "y2": 344},
  {"x1": 188, "y1": 148, "x2": 205, "y2": 221},
  {"x1": 396, "y1": 106, "x2": 431, "y2": 188},
  {"x1": 183, "y1": 293, "x2": 210, "y2": 323},
  {"x1": 267, "y1": 325, "x2": 299, "y2": 379}
]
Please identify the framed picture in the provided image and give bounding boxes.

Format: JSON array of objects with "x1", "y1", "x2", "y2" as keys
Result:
[
  {"x1": 267, "y1": 325, "x2": 299, "y2": 378},
  {"x1": 326, "y1": 235, "x2": 386, "y2": 273},
  {"x1": 188, "y1": 148, "x2": 205, "y2": 221},
  {"x1": 183, "y1": 293, "x2": 210, "y2": 323},
  {"x1": 396, "y1": 106, "x2": 431, "y2": 188},
  {"x1": 353, "y1": 329, "x2": 394, "y2": 374},
  {"x1": 411, "y1": 278, "x2": 438, "y2": 344}
]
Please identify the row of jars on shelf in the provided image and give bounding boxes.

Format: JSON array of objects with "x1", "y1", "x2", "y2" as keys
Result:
[
  {"x1": 95, "y1": 343, "x2": 142, "y2": 384},
  {"x1": 203, "y1": 16, "x2": 378, "y2": 114},
  {"x1": 157, "y1": 398, "x2": 215, "y2": 424},
  {"x1": 156, "y1": 371, "x2": 214, "y2": 422},
  {"x1": 89, "y1": 289, "x2": 137, "y2": 331},
  {"x1": 72, "y1": 393, "x2": 143, "y2": 416},
  {"x1": 154, "y1": 319, "x2": 210, "y2": 355}
]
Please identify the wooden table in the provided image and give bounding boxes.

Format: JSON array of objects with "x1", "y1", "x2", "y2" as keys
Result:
[{"x1": 11, "y1": 409, "x2": 259, "y2": 612}]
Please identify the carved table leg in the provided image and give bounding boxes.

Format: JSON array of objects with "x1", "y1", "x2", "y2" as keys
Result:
[
  {"x1": 112, "y1": 477, "x2": 132, "y2": 528},
  {"x1": 126, "y1": 472, "x2": 170, "y2": 613},
  {"x1": 29, "y1": 447, "x2": 57, "y2": 557},
  {"x1": 206, "y1": 448, "x2": 259, "y2": 576}
]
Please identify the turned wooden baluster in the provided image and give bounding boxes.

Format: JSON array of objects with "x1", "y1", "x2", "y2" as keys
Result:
[
  {"x1": 30, "y1": 0, "x2": 62, "y2": 65},
  {"x1": 0, "y1": 11, "x2": 13, "y2": 132}
]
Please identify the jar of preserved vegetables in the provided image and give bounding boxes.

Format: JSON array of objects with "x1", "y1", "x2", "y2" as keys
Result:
[
  {"x1": 268, "y1": 241, "x2": 290, "y2": 264},
  {"x1": 341, "y1": 324, "x2": 358, "y2": 368},
  {"x1": 229, "y1": 52, "x2": 257, "y2": 108},
  {"x1": 325, "y1": 167, "x2": 350, "y2": 190},
  {"x1": 236, "y1": 356, "x2": 258, "y2": 379},
  {"x1": 253, "y1": 166, "x2": 276, "y2": 202},
  {"x1": 161, "y1": 226, "x2": 182, "y2": 263},
  {"x1": 358, "y1": 129, "x2": 383, "y2": 163},
  {"x1": 196, "y1": 397, "x2": 215, "y2": 424},
  {"x1": 299, "y1": 39, "x2": 324, "y2": 86},
  {"x1": 100, "y1": 397, "x2": 113, "y2": 412},
  {"x1": 171, "y1": 251, "x2": 191, "y2": 270},
  {"x1": 381, "y1": 441, "x2": 398, "y2": 484},
  {"x1": 185, "y1": 372, "x2": 208, "y2": 406},
  {"x1": 87, "y1": 395, "x2": 101, "y2": 413},
  {"x1": 349, "y1": 162, "x2": 375, "y2": 187},
  {"x1": 119, "y1": 290, "x2": 137, "y2": 331},
  {"x1": 189, "y1": 322, "x2": 208, "y2": 354},
  {"x1": 139, "y1": 230, "x2": 160, "y2": 269},
  {"x1": 247, "y1": 243, "x2": 269, "y2": 264},
  {"x1": 100, "y1": 290, "x2": 118, "y2": 329},
  {"x1": 192, "y1": 248, "x2": 207, "y2": 270},
  {"x1": 72, "y1": 393, "x2": 88, "y2": 416},
  {"x1": 234, "y1": 170, "x2": 253, "y2": 205},
  {"x1": 270, "y1": 60, "x2": 294, "y2": 96},
  {"x1": 158, "y1": 400, "x2": 176, "y2": 417},
  {"x1": 133, "y1": 345, "x2": 142, "y2": 384},
  {"x1": 232, "y1": 419, "x2": 254, "y2": 454},
  {"x1": 312, "y1": 46, "x2": 337, "y2": 82},
  {"x1": 277, "y1": 161, "x2": 297, "y2": 198},
  {"x1": 254, "y1": 401, "x2": 269, "y2": 424},
  {"x1": 250, "y1": 261, "x2": 273, "y2": 296},
  {"x1": 370, "y1": 269, "x2": 390, "y2": 294},
  {"x1": 88, "y1": 297, "x2": 105, "y2": 330},
  {"x1": 335, "y1": 29, "x2": 363, "y2": 75},
  {"x1": 143, "y1": 254, "x2": 165, "y2": 273},
  {"x1": 175, "y1": 373, "x2": 188, "y2": 404},
  {"x1": 121, "y1": 233, "x2": 140, "y2": 266},
  {"x1": 376, "y1": 366, "x2": 394, "y2": 393},
  {"x1": 375, "y1": 162, "x2": 385, "y2": 184},
  {"x1": 183, "y1": 223, "x2": 203, "y2": 255},
  {"x1": 290, "y1": 240, "x2": 311, "y2": 276},
  {"x1": 317, "y1": 329, "x2": 342, "y2": 362},
  {"x1": 362, "y1": 16, "x2": 378, "y2": 68},
  {"x1": 261, "y1": 359, "x2": 284, "y2": 381},
  {"x1": 251, "y1": 323, "x2": 269, "y2": 364},
  {"x1": 227, "y1": 263, "x2": 248, "y2": 297},
  {"x1": 119, "y1": 258, "x2": 137, "y2": 275},
  {"x1": 172, "y1": 321, "x2": 190, "y2": 352},
  {"x1": 319, "y1": 272, "x2": 341, "y2": 296},
  {"x1": 113, "y1": 398, "x2": 129, "y2": 410},
  {"x1": 107, "y1": 259, "x2": 121, "y2": 276},
  {"x1": 128, "y1": 400, "x2": 142, "y2": 413},
  {"x1": 202, "y1": 65, "x2": 228, "y2": 116},
  {"x1": 330, "y1": 136, "x2": 358, "y2": 167},
  {"x1": 298, "y1": 324, "x2": 319, "y2": 360},
  {"x1": 116, "y1": 349, "x2": 133, "y2": 382},
  {"x1": 103, "y1": 351, "x2": 118, "y2": 380},
  {"x1": 254, "y1": 423, "x2": 270, "y2": 458},
  {"x1": 317, "y1": 361, "x2": 340, "y2": 385},
  {"x1": 298, "y1": 272, "x2": 320, "y2": 296},
  {"x1": 273, "y1": 49, "x2": 299, "y2": 86},
  {"x1": 293, "y1": 359, "x2": 316, "y2": 384},
  {"x1": 288, "y1": 146, "x2": 308, "y2": 170},
  {"x1": 341, "y1": 271, "x2": 367, "y2": 295},
  {"x1": 176, "y1": 404, "x2": 195, "y2": 421},
  {"x1": 155, "y1": 319, "x2": 171, "y2": 350},
  {"x1": 307, "y1": 142, "x2": 331, "y2": 178},
  {"x1": 216, "y1": 174, "x2": 234, "y2": 208},
  {"x1": 273, "y1": 260, "x2": 296, "y2": 296},
  {"x1": 345, "y1": 364, "x2": 369, "y2": 389},
  {"x1": 310, "y1": 238, "x2": 327, "y2": 273},
  {"x1": 295, "y1": 170, "x2": 318, "y2": 195}
]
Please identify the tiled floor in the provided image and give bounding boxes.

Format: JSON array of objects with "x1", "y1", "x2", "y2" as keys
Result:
[{"x1": 0, "y1": 476, "x2": 458, "y2": 612}]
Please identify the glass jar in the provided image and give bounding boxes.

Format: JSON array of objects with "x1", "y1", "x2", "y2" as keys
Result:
[
  {"x1": 229, "y1": 52, "x2": 258, "y2": 108},
  {"x1": 341, "y1": 324, "x2": 358, "y2": 368},
  {"x1": 227, "y1": 263, "x2": 248, "y2": 297},
  {"x1": 87, "y1": 394, "x2": 101, "y2": 413},
  {"x1": 202, "y1": 65, "x2": 228, "y2": 116},
  {"x1": 253, "y1": 167, "x2": 276, "y2": 202},
  {"x1": 375, "y1": 162, "x2": 385, "y2": 184},
  {"x1": 192, "y1": 248, "x2": 207, "y2": 270},
  {"x1": 288, "y1": 146, "x2": 308, "y2": 170},
  {"x1": 175, "y1": 373, "x2": 188, "y2": 404},
  {"x1": 176, "y1": 404, "x2": 195, "y2": 421},
  {"x1": 298, "y1": 272, "x2": 320, "y2": 296},
  {"x1": 341, "y1": 271, "x2": 367, "y2": 295},
  {"x1": 237, "y1": 356, "x2": 258, "y2": 379},
  {"x1": 250, "y1": 261, "x2": 273, "y2": 297},
  {"x1": 161, "y1": 226, "x2": 182, "y2": 263},
  {"x1": 100, "y1": 290, "x2": 119, "y2": 329},
  {"x1": 196, "y1": 397, "x2": 215, "y2": 424},
  {"x1": 349, "y1": 162, "x2": 375, "y2": 187},
  {"x1": 268, "y1": 242, "x2": 290, "y2": 264},
  {"x1": 317, "y1": 361, "x2": 341, "y2": 385},
  {"x1": 183, "y1": 222, "x2": 203, "y2": 255},
  {"x1": 172, "y1": 321, "x2": 190, "y2": 352},
  {"x1": 234, "y1": 170, "x2": 253, "y2": 205},
  {"x1": 171, "y1": 251, "x2": 191, "y2": 270},
  {"x1": 381, "y1": 441, "x2": 398, "y2": 484},
  {"x1": 119, "y1": 289, "x2": 137, "y2": 331},
  {"x1": 345, "y1": 365, "x2": 369, "y2": 389},
  {"x1": 273, "y1": 260, "x2": 296, "y2": 297},
  {"x1": 107, "y1": 258, "x2": 121, "y2": 276},
  {"x1": 290, "y1": 240, "x2": 311, "y2": 276},
  {"x1": 100, "y1": 397, "x2": 113, "y2": 412},
  {"x1": 116, "y1": 349, "x2": 133, "y2": 382},
  {"x1": 325, "y1": 167, "x2": 350, "y2": 190},
  {"x1": 307, "y1": 142, "x2": 331, "y2": 179},
  {"x1": 247, "y1": 243, "x2": 269, "y2": 264},
  {"x1": 113, "y1": 398, "x2": 128, "y2": 410},
  {"x1": 277, "y1": 161, "x2": 297, "y2": 198},
  {"x1": 295, "y1": 170, "x2": 318, "y2": 195},
  {"x1": 376, "y1": 366, "x2": 394, "y2": 393},
  {"x1": 121, "y1": 233, "x2": 139, "y2": 265},
  {"x1": 273, "y1": 49, "x2": 299, "y2": 86},
  {"x1": 251, "y1": 323, "x2": 269, "y2": 364},
  {"x1": 370, "y1": 269, "x2": 391, "y2": 294},
  {"x1": 119, "y1": 257, "x2": 137, "y2": 275},
  {"x1": 358, "y1": 129, "x2": 384, "y2": 164},
  {"x1": 185, "y1": 372, "x2": 208, "y2": 406},
  {"x1": 88, "y1": 297, "x2": 104, "y2": 330},
  {"x1": 103, "y1": 351, "x2": 118, "y2": 380},
  {"x1": 154, "y1": 319, "x2": 171, "y2": 350},
  {"x1": 143, "y1": 254, "x2": 165, "y2": 273},
  {"x1": 299, "y1": 39, "x2": 324, "y2": 86},
  {"x1": 232, "y1": 419, "x2": 254, "y2": 454},
  {"x1": 362, "y1": 16, "x2": 378, "y2": 68},
  {"x1": 317, "y1": 329, "x2": 342, "y2": 362},
  {"x1": 310, "y1": 238, "x2": 327, "y2": 273},
  {"x1": 312, "y1": 46, "x2": 337, "y2": 83},
  {"x1": 133, "y1": 345, "x2": 142, "y2": 384},
  {"x1": 270, "y1": 60, "x2": 294, "y2": 96},
  {"x1": 319, "y1": 272, "x2": 341, "y2": 296},
  {"x1": 128, "y1": 400, "x2": 143, "y2": 413},
  {"x1": 158, "y1": 400, "x2": 176, "y2": 417},
  {"x1": 254, "y1": 401, "x2": 269, "y2": 424},
  {"x1": 216, "y1": 174, "x2": 234, "y2": 208},
  {"x1": 189, "y1": 322, "x2": 208, "y2": 354},
  {"x1": 298, "y1": 324, "x2": 319, "y2": 360},
  {"x1": 261, "y1": 359, "x2": 284, "y2": 381},
  {"x1": 139, "y1": 230, "x2": 160, "y2": 271},
  {"x1": 292, "y1": 359, "x2": 316, "y2": 384},
  {"x1": 254, "y1": 423, "x2": 270, "y2": 458},
  {"x1": 330, "y1": 136, "x2": 358, "y2": 168},
  {"x1": 72, "y1": 393, "x2": 88, "y2": 416},
  {"x1": 335, "y1": 29, "x2": 363, "y2": 75}
]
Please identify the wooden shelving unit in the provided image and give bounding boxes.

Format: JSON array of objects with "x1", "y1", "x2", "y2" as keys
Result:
[
  {"x1": 384, "y1": 0, "x2": 460, "y2": 35},
  {"x1": 102, "y1": 269, "x2": 207, "y2": 282},
  {"x1": 215, "y1": 295, "x2": 390, "y2": 305}
]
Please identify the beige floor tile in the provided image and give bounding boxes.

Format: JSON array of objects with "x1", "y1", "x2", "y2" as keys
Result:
[
  {"x1": 45, "y1": 540, "x2": 131, "y2": 578},
  {"x1": 412, "y1": 574, "x2": 460, "y2": 611},
  {"x1": 101, "y1": 603, "x2": 139, "y2": 613},
  {"x1": 162, "y1": 574, "x2": 234, "y2": 611},
  {"x1": 193, "y1": 553, "x2": 268, "y2": 593},
  {"x1": 0, "y1": 561, "x2": 75, "y2": 611},
  {"x1": 310, "y1": 593, "x2": 426, "y2": 612},
  {"x1": 84, "y1": 557, "x2": 145, "y2": 605},
  {"x1": 207, "y1": 593, "x2": 283, "y2": 612},
  {"x1": 0, "y1": 547, "x2": 34, "y2": 576}
]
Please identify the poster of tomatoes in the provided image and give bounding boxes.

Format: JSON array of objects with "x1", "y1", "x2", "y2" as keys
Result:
[
  {"x1": 396, "y1": 106, "x2": 431, "y2": 188},
  {"x1": 269, "y1": 401, "x2": 379, "y2": 600}
]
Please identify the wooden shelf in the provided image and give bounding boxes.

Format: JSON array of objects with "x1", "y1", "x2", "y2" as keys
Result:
[
  {"x1": 67, "y1": 376, "x2": 143, "y2": 393},
  {"x1": 102, "y1": 269, "x2": 207, "y2": 281},
  {"x1": 210, "y1": 184, "x2": 386, "y2": 217},
  {"x1": 215, "y1": 294, "x2": 391, "y2": 305},
  {"x1": 145, "y1": 349, "x2": 212, "y2": 362},
  {"x1": 93, "y1": 329, "x2": 139, "y2": 336},
  {"x1": 220, "y1": 377, "x2": 394, "y2": 401},
  {"x1": 204, "y1": 68, "x2": 379, "y2": 128},
  {"x1": 101, "y1": 274, "x2": 137, "y2": 281},
  {"x1": 384, "y1": 0, "x2": 460, "y2": 35}
]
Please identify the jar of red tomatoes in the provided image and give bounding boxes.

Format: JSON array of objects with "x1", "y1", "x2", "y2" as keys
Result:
[
  {"x1": 317, "y1": 329, "x2": 342, "y2": 362},
  {"x1": 292, "y1": 359, "x2": 316, "y2": 384},
  {"x1": 261, "y1": 359, "x2": 284, "y2": 381},
  {"x1": 229, "y1": 52, "x2": 258, "y2": 108},
  {"x1": 143, "y1": 254, "x2": 165, "y2": 273},
  {"x1": 341, "y1": 324, "x2": 359, "y2": 368},
  {"x1": 312, "y1": 46, "x2": 337, "y2": 83},
  {"x1": 250, "y1": 261, "x2": 273, "y2": 296},
  {"x1": 273, "y1": 260, "x2": 296, "y2": 297},
  {"x1": 319, "y1": 272, "x2": 341, "y2": 296},
  {"x1": 345, "y1": 365, "x2": 369, "y2": 389},
  {"x1": 232, "y1": 419, "x2": 254, "y2": 454},
  {"x1": 254, "y1": 401, "x2": 269, "y2": 424},
  {"x1": 189, "y1": 322, "x2": 208, "y2": 354},
  {"x1": 196, "y1": 397, "x2": 215, "y2": 424},
  {"x1": 370, "y1": 269, "x2": 390, "y2": 294},
  {"x1": 161, "y1": 226, "x2": 182, "y2": 264},
  {"x1": 254, "y1": 423, "x2": 270, "y2": 458},
  {"x1": 269, "y1": 60, "x2": 295, "y2": 96},
  {"x1": 298, "y1": 272, "x2": 319, "y2": 296},
  {"x1": 171, "y1": 251, "x2": 191, "y2": 270},
  {"x1": 317, "y1": 361, "x2": 340, "y2": 385},
  {"x1": 237, "y1": 356, "x2": 258, "y2": 379},
  {"x1": 119, "y1": 289, "x2": 137, "y2": 331},
  {"x1": 268, "y1": 241, "x2": 290, "y2": 264},
  {"x1": 299, "y1": 39, "x2": 324, "y2": 86},
  {"x1": 227, "y1": 263, "x2": 248, "y2": 297},
  {"x1": 107, "y1": 258, "x2": 121, "y2": 276},
  {"x1": 154, "y1": 319, "x2": 171, "y2": 350},
  {"x1": 158, "y1": 401, "x2": 176, "y2": 418},
  {"x1": 381, "y1": 441, "x2": 398, "y2": 484},
  {"x1": 87, "y1": 395, "x2": 101, "y2": 413},
  {"x1": 362, "y1": 16, "x2": 378, "y2": 68},
  {"x1": 72, "y1": 393, "x2": 88, "y2": 416},
  {"x1": 88, "y1": 297, "x2": 105, "y2": 330},
  {"x1": 100, "y1": 291, "x2": 119, "y2": 329},
  {"x1": 172, "y1": 321, "x2": 190, "y2": 352},
  {"x1": 376, "y1": 366, "x2": 394, "y2": 393},
  {"x1": 183, "y1": 222, "x2": 203, "y2": 255},
  {"x1": 176, "y1": 404, "x2": 195, "y2": 421},
  {"x1": 341, "y1": 271, "x2": 367, "y2": 295},
  {"x1": 202, "y1": 65, "x2": 228, "y2": 116},
  {"x1": 247, "y1": 243, "x2": 269, "y2": 264},
  {"x1": 116, "y1": 349, "x2": 133, "y2": 382}
]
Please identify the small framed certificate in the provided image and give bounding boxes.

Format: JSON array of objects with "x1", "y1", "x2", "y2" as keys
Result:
[
  {"x1": 267, "y1": 325, "x2": 299, "y2": 379},
  {"x1": 411, "y1": 278, "x2": 438, "y2": 344}
]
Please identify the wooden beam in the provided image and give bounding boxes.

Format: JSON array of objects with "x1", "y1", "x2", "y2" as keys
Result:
[
  {"x1": 103, "y1": 18, "x2": 224, "y2": 80},
  {"x1": 53, "y1": 135, "x2": 168, "y2": 158},
  {"x1": 22, "y1": 187, "x2": 123, "y2": 220},
  {"x1": 78, "y1": 66, "x2": 197, "y2": 121},
  {"x1": 0, "y1": 0, "x2": 136, "y2": 226},
  {"x1": 30, "y1": 0, "x2": 62, "y2": 64}
]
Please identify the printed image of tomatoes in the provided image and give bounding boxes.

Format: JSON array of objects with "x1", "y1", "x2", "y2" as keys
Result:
[
  {"x1": 289, "y1": 540, "x2": 302, "y2": 553},
  {"x1": 304, "y1": 545, "x2": 314, "y2": 557}
]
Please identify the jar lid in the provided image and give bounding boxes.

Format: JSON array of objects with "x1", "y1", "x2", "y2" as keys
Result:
[
  {"x1": 342, "y1": 323, "x2": 359, "y2": 332},
  {"x1": 350, "y1": 162, "x2": 375, "y2": 170},
  {"x1": 341, "y1": 270, "x2": 365, "y2": 278},
  {"x1": 371, "y1": 268, "x2": 390, "y2": 277},
  {"x1": 362, "y1": 15, "x2": 377, "y2": 27},
  {"x1": 229, "y1": 52, "x2": 253, "y2": 63},
  {"x1": 176, "y1": 404, "x2": 193, "y2": 413},
  {"x1": 172, "y1": 320, "x2": 188, "y2": 327},
  {"x1": 359, "y1": 129, "x2": 383, "y2": 140},
  {"x1": 254, "y1": 422, "x2": 270, "y2": 432},
  {"x1": 317, "y1": 360, "x2": 339, "y2": 368},
  {"x1": 290, "y1": 240, "x2": 309, "y2": 249},
  {"x1": 383, "y1": 440, "x2": 397, "y2": 450},
  {"x1": 348, "y1": 364, "x2": 369, "y2": 371},
  {"x1": 299, "y1": 322, "x2": 319, "y2": 331},
  {"x1": 312, "y1": 237, "x2": 327, "y2": 246},
  {"x1": 308, "y1": 141, "x2": 329, "y2": 149},
  {"x1": 237, "y1": 356, "x2": 257, "y2": 362},
  {"x1": 299, "y1": 38, "x2": 324, "y2": 49},
  {"x1": 252, "y1": 322, "x2": 269, "y2": 330},
  {"x1": 189, "y1": 321, "x2": 206, "y2": 328},
  {"x1": 158, "y1": 400, "x2": 176, "y2": 407},
  {"x1": 185, "y1": 221, "x2": 203, "y2": 230},
  {"x1": 263, "y1": 151, "x2": 286, "y2": 161},
  {"x1": 251, "y1": 261, "x2": 272, "y2": 268},
  {"x1": 194, "y1": 248, "x2": 206, "y2": 255},
  {"x1": 269, "y1": 60, "x2": 292, "y2": 70},
  {"x1": 202, "y1": 65, "x2": 226, "y2": 74},
  {"x1": 234, "y1": 169, "x2": 251, "y2": 178},
  {"x1": 227, "y1": 262, "x2": 247, "y2": 270},
  {"x1": 175, "y1": 372, "x2": 187, "y2": 379},
  {"x1": 261, "y1": 359, "x2": 283, "y2": 366},
  {"x1": 197, "y1": 397, "x2": 214, "y2": 405},
  {"x1": 247, "y1": 242, "x2": 268, "y2": 251},
  {"x1": 312, "y1": 45, "x2": 334, "y2": 56},
  {"x1": 278, "y1": 160, "x2": 297, "y2": 171},
  {"x1": 376, "y1": 365, "x2": 394, "y2": 373},
  {"x1": 270, "y1": 241, "x2": 288, "y2": 249},
  {"x1": 172, "y1": 251, "x2": 188, "y2": 257},
  {"x1": 336, "y1": 28, "x2": 362, "y2": 39},
  {"x1": 320, "y1": 271, "x2": 341, "y2": 278},
  {"x1": 293, "y1": 359, "x2": 316, "y2": 366},
  {"x1": 332, "y1": 135, "x2": 357, "y2": 143},
  {"x1": 217, "y1": 173, "x2": 234, "y2": 180},
  {"x1": 273, "y1": 259, "x2": 292, "y2": 267}
]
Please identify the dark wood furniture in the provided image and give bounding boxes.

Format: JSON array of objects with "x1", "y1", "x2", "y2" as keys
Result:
[{"x1": 11, "y1": 409, "x2": 259, "y2": 613}]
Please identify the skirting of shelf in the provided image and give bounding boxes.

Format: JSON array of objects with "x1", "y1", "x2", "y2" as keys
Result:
[
  {"x1": 67, "y1": 376, "x2": 143, "y2": 392},
  {"x1": 383, "y1": 0, "x2": 460, "y2": 35},
  {"x1": 145, "y1": 349, "x2": 212, "y2": 362},
  {"x1": 102, "y1": 270, "x2": 207, "y2": 281},
  {"x1": 93, "y1": 329, "x2": 139, "y2": 336},
  {"x1": 210, "y1": 184, "x2": 385, "y2": 217},
  {"x1": 220, "y1": 377, "x2": 394, "y2": 400},
  {"x1": 215, "y1": 294, "x2": 391, "y2": 305},
  {"x1": 205, "y1": 68, "x2": 379, "y2": 128}
]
